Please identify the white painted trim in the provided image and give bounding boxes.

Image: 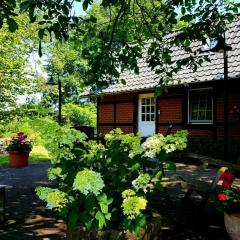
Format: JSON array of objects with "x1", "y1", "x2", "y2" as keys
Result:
[
  {"x1": 138, "y1": 93, "x2": 156, "y2": 136},
  {"x1": 188, "y1": 87, "x2": 213, "y2": 124}
]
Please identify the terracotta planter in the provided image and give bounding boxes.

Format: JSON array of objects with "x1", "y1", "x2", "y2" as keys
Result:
[
  {"x1": 224, "y1": 212, "x2": 240, "y2": 240},
  {"x1": 8, "y1": 151, "x2": 30, "y2": 168},
  {"x1": 67, "y1": 211, "x2": 161, "y2": 240}
]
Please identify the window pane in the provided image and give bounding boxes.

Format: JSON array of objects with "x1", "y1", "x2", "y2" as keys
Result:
[
  {"x1": 146, "y1": 115, "x2": 150, "y2": 121},
  {"x1": 199, "y1": 101, "x2": 205, "y2": 110},
  {"x1": 146, "y1": 98, "x2": 150, "y2": 105},
  {"x1": 142, "y1": 106, "x2": 145, "y2": 113},
  {"x1": 151, "y1": 114, "x2": 155, "y2": 121},
  {"x1": 142, "y1": 98, "x2": 145, "y2": 105},
  {"x1": 189, "y1": 89, "x2": 213, "y2": 122},
  {"x1": 206, "y1": 111, "x2": 212, "y2": 120},
  {"x1": 151, "y1": 106, "x2": 155, "y2": 113},
  {"x1": 146, "y1": 106, "x2": 150, "y2": 113},
  {"x1": 191, "y1": 111, "x2": 197, "y2": 120},
  {"x1": 198, "y1": 111, "x2": 205, "y2": 120},
  {"x1": 142, "y1": 114, "x2": 145, "y2": 121}
]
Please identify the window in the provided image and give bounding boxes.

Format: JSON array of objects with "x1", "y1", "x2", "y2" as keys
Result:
[
  {"x1": 188, "y1": 88, "x2": 213, "y2": 124},
  {"x1": 141, "y1": 96, "x2": 155, "y2": 122}
]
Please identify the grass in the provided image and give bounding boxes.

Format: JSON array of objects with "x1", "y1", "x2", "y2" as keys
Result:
[{"x1": 0, "y1": 145, "x2": 50, "y2": 166}]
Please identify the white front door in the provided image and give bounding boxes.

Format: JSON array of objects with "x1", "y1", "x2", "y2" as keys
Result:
[{"x1": 138, "y1": 93, "x2": 156, "y2": 137}]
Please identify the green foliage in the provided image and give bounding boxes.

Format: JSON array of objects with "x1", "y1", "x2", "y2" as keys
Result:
[
  {"x1": 30, "y1": 117, "x2": 86, "y2": 163},
  {"x1": 63, "y1": 103, "x2": 96, "y2": 127},
  {"x1": 44, "y1": 41, "x2": 89, "y2": 105},
  {"x1": 0, "y1": 1, "x2": 237, "y2": 91},
  {"x1": 36, "y1": 127, "x2": 188, "y2": 236},
  {"x1": 0, "y1": 118, "x2": 43, "y2": 144},
  {"x1": 0, "y1": 13, "x2": 41, "y2": 116},
  {"x1": 36, "y1": 187, "x2": 70, "y2": 210}
]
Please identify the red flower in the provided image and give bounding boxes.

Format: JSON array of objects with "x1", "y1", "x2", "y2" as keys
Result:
[
  {"x1": 218, "y1": 193, "x2": 227, "y2": 201},
  {"x1": 219, "y1": 172, "x2": 235, "y2": 187}
]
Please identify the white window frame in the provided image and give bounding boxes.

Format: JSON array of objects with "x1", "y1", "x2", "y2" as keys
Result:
[{"x1": 188, "y1": 87, "x2": 213, "y2": 124}]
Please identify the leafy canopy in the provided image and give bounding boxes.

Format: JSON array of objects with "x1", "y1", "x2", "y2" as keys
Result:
[{"x1": 1, "y1": 0, "x2": 239, "y2": 91}]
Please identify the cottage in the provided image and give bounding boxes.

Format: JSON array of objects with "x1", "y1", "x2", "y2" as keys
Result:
[{"x1": 86, "y1": 17, "x2": 240, "y2": 142}]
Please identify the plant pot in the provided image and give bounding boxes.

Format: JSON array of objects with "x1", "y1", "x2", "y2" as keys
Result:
[
  {"x1": 224, "y1": 212, "x2": 240, "y2": 240},
  {"x1": 8, "y1": 151, "x2": 30, "y2": 168},
  {"x1": 67, "y1": 211, "x2": 161, "y2": 240}
]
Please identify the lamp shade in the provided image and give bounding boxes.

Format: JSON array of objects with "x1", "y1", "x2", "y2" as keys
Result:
[{"x1": 46, "y1": 76, "x2": 57, "y2": 85}]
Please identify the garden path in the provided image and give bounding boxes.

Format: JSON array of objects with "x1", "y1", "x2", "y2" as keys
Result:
[
  {"x1": 0, "y1": 162, "x2": 65, "y2": 240},
  {"x1": 0, "y1": 161, "x2": 234, "y2": 240}
]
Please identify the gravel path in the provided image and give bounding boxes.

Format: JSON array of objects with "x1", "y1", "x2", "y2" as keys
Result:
[{"x1": 0, "y1": 161, "x2": 231, "y2": 240}]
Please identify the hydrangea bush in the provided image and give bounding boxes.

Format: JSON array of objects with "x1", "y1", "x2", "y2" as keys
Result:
[{"x1": 36, "y1": 128, "x2": 188, "y2": 237}]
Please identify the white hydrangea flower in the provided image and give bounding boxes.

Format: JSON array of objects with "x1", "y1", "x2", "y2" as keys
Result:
[
  {"x1": 163, "y1": 144, "x2": 176, "y2": 153},
  {"x1": 141, "y1": 134, "x2": 165, "y2": 158}
]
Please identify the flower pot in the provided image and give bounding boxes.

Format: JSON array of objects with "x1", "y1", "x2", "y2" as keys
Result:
[
  {"x1": 67, "y1": 211, "x2": 161, "y2": 240},
  {"x1": 224, "y1": 212, "x2": 240, "y2": 240},
  {"x1": 8, "y1": 151, "x2": 30, "y2": 168}
]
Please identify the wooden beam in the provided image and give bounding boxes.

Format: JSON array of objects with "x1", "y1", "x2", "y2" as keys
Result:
[
  {"x1": 98, "y1": 123, "x2": 134, "y2": 126},
  {"x1": 99, "y1": 99, "x2": 135, "y2": 105},
  {"x1": 133, "y1": 93, "x2": 138, "y2": 134},
  {"x1": 155, "y1": 96, "x2": 159, "y2": 133},
  {"x1": 113, "y1": 96, "x2": 117, "y2": 129},
  {"x1": 97, "y1": 98, "x2": 99, "y2": 136}
]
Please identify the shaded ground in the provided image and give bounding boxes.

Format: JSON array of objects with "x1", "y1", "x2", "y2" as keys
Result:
[
  {"x1": 0, "y1": 162, "x2": 232, "y2": 240},
  {"x1": 0, "y1": 162, "x2": 65, "y2": 240},
  {"x1": 151, "y1": 163, "x2": 230, "y2": 240}
]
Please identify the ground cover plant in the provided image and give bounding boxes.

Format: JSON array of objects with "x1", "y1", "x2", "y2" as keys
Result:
[{"x1": 36, "y1": 127, "x2": 188, "y2": 237}]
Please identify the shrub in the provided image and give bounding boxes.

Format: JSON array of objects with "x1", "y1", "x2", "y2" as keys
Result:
[
  {"x1": 62, "y1": 103, "x2": 96, "y2": 128},
  {"x1": 0, "y1": 117, "x2": 43, "y2": 145},
  {"x1": 36, "y1": 128, "x2": 188, "y2": 236}
]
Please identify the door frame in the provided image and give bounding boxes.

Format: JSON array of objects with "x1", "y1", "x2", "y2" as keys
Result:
[{"x1": 138, "y1": 93, "x2": 156, "y2": 137}]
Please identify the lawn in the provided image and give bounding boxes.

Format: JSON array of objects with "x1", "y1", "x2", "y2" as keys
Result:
[{"x1": 0, "y1": 145, "x2": 50, "y2": 166}]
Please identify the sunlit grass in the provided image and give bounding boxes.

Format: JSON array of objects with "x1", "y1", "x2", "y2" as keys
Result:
[{"x1": 0, "y1": 145, "x2": 50, "y2": 167}]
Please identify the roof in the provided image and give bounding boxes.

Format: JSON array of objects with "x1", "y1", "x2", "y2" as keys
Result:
[{"x1": 82, "y1": 16, "x2": 240, "y2": 96}]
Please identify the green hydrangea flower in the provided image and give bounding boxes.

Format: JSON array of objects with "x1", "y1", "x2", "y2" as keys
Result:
[
  {"x1": 132, "y1": 173, "x2": 151, "y2": 192},
  {"x1": 122, "y1": 189, "x2": 136, "y2": 199},
  {"x1": 48, "y1": 167, "x2": 63, "y2": 180},
  {"x1": 36, "y1": 187, "x2": 52, "y2": 201},
  {"x1": 122, "y1": 196, "x2": 147, "y2": 219},
  {"x1": 73, "y1": 169, "x2": 104, "y2": 196},
  {"x1": 47, "y1": 190, "x2": 69, "y2": 209},
  {"x1": 36, "y1": 187, "x2": 69, "y2": 210}
]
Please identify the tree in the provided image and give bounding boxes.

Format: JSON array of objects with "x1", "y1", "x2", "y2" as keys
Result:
[
  {"x1": 0, "y1": 13, "x2": 43, "y2": 122},
  {"x1": 1, "y1": 0, "x2": 240, "y2": 91},
  {"x1": 44, "y1": 41, "x2": 88, "y2": 104}
]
